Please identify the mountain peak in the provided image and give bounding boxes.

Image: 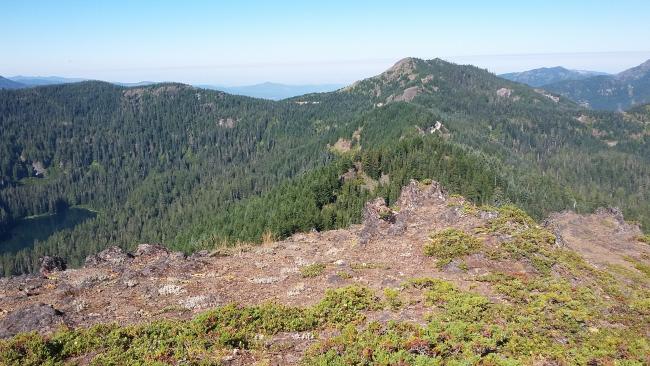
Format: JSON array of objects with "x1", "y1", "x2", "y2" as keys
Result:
[
  {"x1": 543, "y1": 58, "x2": 650, "y2": 110},
  {"x1": 381, "y1": 57, "x2": 422, "y2": 81},
  {"x1": 499, "y1": 66, "x2": 606, "y2": 87},
  {"x1": 0, "y1": 76, "x2": 25, "y2": 90},
  {"x1": 616, "y1": 58, "x2": 650, "y2": 80},
  {"x1": 341, "y1": 57, "x2": 454, "y2": 98}
]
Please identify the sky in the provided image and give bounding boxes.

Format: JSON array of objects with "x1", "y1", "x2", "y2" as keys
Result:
[{"x1": 2, "y1": 0, "x2": 650, "y2": 85}]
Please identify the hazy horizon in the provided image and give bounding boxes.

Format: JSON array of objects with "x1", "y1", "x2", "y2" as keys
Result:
[{"x1": 2, "y1": 1, "x2": 650, "y2": 85}]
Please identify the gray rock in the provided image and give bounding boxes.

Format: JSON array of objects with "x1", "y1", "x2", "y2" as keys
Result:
[
  {"x1": 359, "y1": 197, "x2": 393, "y2": 245},
  {"x1": 189, "y1": 250, "x2": 210, "y2": 260},
  {"x1": 359, "y1": 180, "x2": 447, "y2": 243},
  {"x1": 39, "y1": 256, "x2": 67, "y2": 276},
  {"x1": 396, "y1": 179, "x2": 446, "y2": 210},
  {"x1": 84, "y1": 246, "x2": 133, "y2": 267},
  {"x1": 170, "y1": 251, "x2": 187, "y2": 260},
  {"x1": 0, "y1": 303, "x2": 65, "y2": 338},
  {"x1": 326, "y1": 274, "x2": 344, "y2": 284},
  {"x1": 388, "y1": 211, "x2": 409, "y2": 235},
  {"x1": 595, "y1": 207, "x2": 625, "y2": 224},
  {"x1": 134, "y1": 243, "x2": 169, "y2": 257},
  {"x1": 479, "y1": 210, "x2": 498, "y2": 220}
]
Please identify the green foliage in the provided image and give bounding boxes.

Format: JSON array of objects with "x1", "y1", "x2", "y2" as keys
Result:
[
  {"x1": 484, "y1": 205, "x2": 537, "y2": 234},
  {"x1": 0, "y1": 286, "x2": 383, "y2": 365},
  {"x1": 350, "y1": 262, "x2": 385, "y2": 270},
  {"x1": 3, "y1": 270, "x2": 649, "y2": 365},
  {"x1": 311, "y1": 285, "x2": 382, "y2": 325},
  {"x1": 2, "y1": 58, "x2": 649, "y2": 276},
  {"x1": 0, "y1": 82, "x2": 372, "y2": 275},
  {"x1": 336, "y1": 271, "x2": 352, "y2": 279},
  {"x1": 300, "y1": 263, "x2": 326, "y2": 278},
  {"x1": 481, "y1": 206, "x2": 558, "y2": 274},
  {"x1": 424, "y1": 228, "x2": 482, "y2": 267},
  {"x1": 633, "y1": 261, "x2": 650, "y2": 278},
  {"x1": 637, "y1": 234, "x2": 650, "y2": 244},
  {"x1": 305, "y1": 273, "x2": 650, "y2": 365},
  {"x1": 383, "y1": 288, "x2": 402, "y2": 310}
]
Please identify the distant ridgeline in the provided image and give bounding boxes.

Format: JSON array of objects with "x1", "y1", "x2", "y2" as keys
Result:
[{"x1": 0, "y1": 57, "x2": 648, "y2": 276}]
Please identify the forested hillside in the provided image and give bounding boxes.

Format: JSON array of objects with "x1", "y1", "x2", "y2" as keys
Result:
[
  {"x1": 1, "y1": 58, "x2": 648, "y2": 276},
  {"x1": 0, "y1": 76, "x2": 24, "y2": 90},
  {"x1": 0, "y1": 82, "x2": 373, "y2": 274},
  {"x1": 499, "y1": 66, "x2": 608, "y2": 87},
  {"x1": 339, "y1": 58, "x2": 650, "y2": 226},
  {"x1": 544, "y1": 59, "x2": 650, "y2": 110}
]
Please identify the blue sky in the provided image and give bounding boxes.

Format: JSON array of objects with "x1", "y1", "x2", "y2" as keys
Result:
[{"x1": 2, "y1": 0, "x2": 650, "y2": 85}]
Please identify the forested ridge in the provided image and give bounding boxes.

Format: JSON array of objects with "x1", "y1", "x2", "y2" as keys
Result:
[
  {"x1": 543, "y1": 59, "x2": 650, "y2": 110},
  {"x1": 0, "y1": 58, "x2": 648, "y2": 276}
]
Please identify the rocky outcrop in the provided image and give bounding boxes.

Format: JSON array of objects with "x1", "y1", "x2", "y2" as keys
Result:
[
  {"x1": 39, "y1": 255, "x2": 67, "y2": 276},
  {"x1": 395, "y1": 180, "x2": 446, "y2": 210},
  {"x1": 359, "y1": 180, "x2": 447, "y2": 244},
  {"x1": 134, "y1": 243, "x2": 169, "y2": 257},
  {"x1": 85, "y1": 246, "x2": 133, "y2": 267},
  {"x1": 594, "y1": 207, "x2": 640, "y2": 234},
  {"x1": 386, "y1": 86, "x2": 423, "y2": 103},
  {"x1": 544, "y1": 207, "x2": 647, "y2": 269},
  {"x1": 383, "y1": 57, "x2": 418, "y2": 82},
  {"x1": 0, "y1": 303, "x2": 64, "y2": 338},
  {"x1": 358, "y1": 198, "x2": 394, "y2": 245},
  {"x1": 496, "y1": 88, "x2": 513, "y2": 98},
  {"x1": 0, "y1": 178, "x2": 647, "y2": 363}
]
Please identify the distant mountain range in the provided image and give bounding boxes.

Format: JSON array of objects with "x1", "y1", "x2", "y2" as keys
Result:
[
  {"x1": 5, "y1": 59, "x2": 650, "y2": 108},
  {"x1": 8, "y1": 76, "x2": 86, "y2": 87},
  {"x1": 199, "y1": 82, "x2": 345, "y2": 100},
  {"x1": 543, "y1": 59, "x2": 650, "y2": 110},
  {"x1": 0, "y1": 76, "x2": 343, "y2": 100},
  {"x1": 2, "y1": 57, "x2": 649, "y2": 280},
  {"x1": 0, "y1": 76, "x2": 25, "y2": 89},
  {"x1": 499, "y1": 67, "x2": 609, "y2": 87}
]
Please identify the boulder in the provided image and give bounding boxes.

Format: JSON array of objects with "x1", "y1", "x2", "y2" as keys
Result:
[
  {"x1": 84, "y1": 246, "x2": 133, "y2": 267},
  {"x1": 0, "y1": 303, "x2": 64, "y2": 338},
  {"x1": 358, "y1": 197, "x2": 394, "y2": 245},
  {"x1": 39, "y1": 256, "x2": 66, "y2": 275},
  {"x1": 395, "y1": 179, "x2": 446, "y2": 210},
  {"x1": 594, "y1": 207, "x2": 641, "y2": 235},
  {"x1": 134, "y1": 243, "x2": 169, "y2": 257}
]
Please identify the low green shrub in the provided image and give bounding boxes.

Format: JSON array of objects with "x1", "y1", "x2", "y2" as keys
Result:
[
  {"x1": 424, "y1": 228, "x2": 482, "y2": 267},
  {"x1": 311, "y1": 285, "x2": 382, "y2": 325},
  {"x1": 383, "y1": 288, "x2": 402, "y2": 310},
  {"x1": 300, "y1": 263, "x2": 326, "y2": 278},
  {"x1": 637, "y1": 234, "x2": 650, "y2": 244}
]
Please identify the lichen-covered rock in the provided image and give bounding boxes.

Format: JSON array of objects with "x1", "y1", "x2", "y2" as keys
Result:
[
  {"x1": 396, "y1": 179, "x2": 446, "y2": 210},
  {"x1": 158, "y1": 284, "x2": 185, "y2": 296},
  {"x1": 0, "y1": 303, "x2": 64, "y2": 338},
  {"x1": 39, "y1": 256, "x2": 67, "y2": 275},
  {"x1": 595, "y1": 207, "x2": 625, "y2": 224},
  {"x1": 189, "y1": 250, "x2": 210, "y2": 261},
  {"x1": 134, "y1": 243, "x2": 169, "y2": 257},
  {"x1": 594, "y1": 207, "x2": 642, "y2": 235},
  {"x1": 359, "y1": 197, "x2": 394, "y2": 245},
  {"x1": 178, "y1": 294, "x2": 219, "y2": 310},
  {"x1": 84, "y1": 246, "x2": 133, "y2": 267},
  {"x1": 359, "y1": 180, "x2": 448, "y2": 243}
]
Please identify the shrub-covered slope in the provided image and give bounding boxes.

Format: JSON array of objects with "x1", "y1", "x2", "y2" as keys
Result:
[{"x1": 0, "y1": 181, "x2": 648, "y2": 365}]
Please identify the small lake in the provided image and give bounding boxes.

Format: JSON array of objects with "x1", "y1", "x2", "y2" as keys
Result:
[{"x1": 0, "y1": 207, "x2": 97, "y2": 254}]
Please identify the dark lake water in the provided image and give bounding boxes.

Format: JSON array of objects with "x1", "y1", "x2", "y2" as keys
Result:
[{"x1": 0, "y1": 207, "x2": 96, "y2": 254}]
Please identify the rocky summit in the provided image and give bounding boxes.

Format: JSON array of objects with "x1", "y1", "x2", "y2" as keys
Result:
[{"x1": 1, "y1": 180, "x2": 648, "y2": 365}]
